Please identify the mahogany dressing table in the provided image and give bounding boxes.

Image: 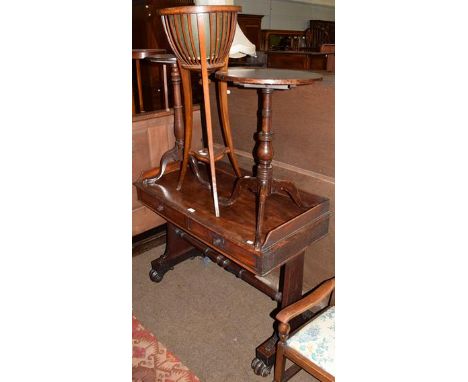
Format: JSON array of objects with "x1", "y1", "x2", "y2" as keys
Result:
[{"x1": 134, "y1": 68, "x2": 330, "y2": 377}]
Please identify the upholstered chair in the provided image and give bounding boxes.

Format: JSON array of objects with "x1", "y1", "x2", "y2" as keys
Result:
[{"x1": 274, "y1": 278, "x2": 335, "y2": 382}]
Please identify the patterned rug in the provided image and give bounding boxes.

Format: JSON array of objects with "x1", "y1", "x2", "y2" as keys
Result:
[{"x1": 132, "y1": 315, "x2": 200, "y2": 382}]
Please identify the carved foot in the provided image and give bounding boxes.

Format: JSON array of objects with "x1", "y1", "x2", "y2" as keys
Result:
[
  {"x1": 144, "y1": 146, "x2": 180, "y2": 185},
  {"x1": 251, "y1": 358, "x2": 272, "y2": 377},
  {"x1": 149, "y1": 268, "x2": 164, "y2": 283},
  {"x1": 148, "y1": 225, "x2": 198, "y2": 283},
  {"x1": 148, "y1": 261, "x2": 174, "y2": 283},
  {"x1": 189, "y1": 156, "x2": 211, "y2": 189},
  {"x1": 271, "y1": 179, "x2": 308, "y2": 208},
  {"x1": 219, "y1": 176, "x2": 257, "y2": 207}
]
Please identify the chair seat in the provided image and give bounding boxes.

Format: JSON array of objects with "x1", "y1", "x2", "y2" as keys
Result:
[{"x1": 286, "y1": 306, "x2": 335, "y2": 376}]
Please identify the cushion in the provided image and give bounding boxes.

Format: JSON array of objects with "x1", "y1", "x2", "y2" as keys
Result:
[{"x1": 286, "y1": 306, "x2": 335, "y2": 376}]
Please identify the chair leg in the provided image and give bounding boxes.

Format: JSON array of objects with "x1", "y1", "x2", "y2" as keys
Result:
[
  {"x1": 218, "y1": 79, "x2": 242, "y2": 178},
  {"x1": 177, "y1": 66, "x2": 193, "y2": 191},
  {"x1": 274, "y1": 342, "x2": 287, "y2": 382}
]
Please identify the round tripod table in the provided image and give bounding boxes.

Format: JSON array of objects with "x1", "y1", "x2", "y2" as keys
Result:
[
  {"x1": 142, "y1": 54, "x2": 211, "y2": 188},
  {"x1": 215, "y1": 68, "x2": 323, "y2": 250}
]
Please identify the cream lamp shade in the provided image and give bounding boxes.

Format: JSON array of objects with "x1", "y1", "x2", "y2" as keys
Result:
[{"x1": 194, "y1": 0, "x2": 256, "y2": 58}]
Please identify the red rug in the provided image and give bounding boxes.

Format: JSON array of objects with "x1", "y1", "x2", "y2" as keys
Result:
[{"x1": 132, "y1": 315, "x2": 201, "y2": 382}]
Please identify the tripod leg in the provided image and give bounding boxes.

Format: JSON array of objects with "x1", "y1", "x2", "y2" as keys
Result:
[
  {"x1": 197, "y1": 14, "x2": 220, "y2": 217},
  {"x1": 200, "y1": 74, "x2": 220, "y2": 217}
]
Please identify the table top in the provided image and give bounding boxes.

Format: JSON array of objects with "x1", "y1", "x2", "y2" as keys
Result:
[
  {"x1": 132, "y1": 49, "x2": 166, "y2": 60},
  {"x1": 134, "y1": 164, "x2": 330, "y2": 275},
  {"x1": 146, "y1": 53, "x2": 177, "y2": 65},
  {"x1": 215, "y1": 68, "x2": 323, "y2": 86}
]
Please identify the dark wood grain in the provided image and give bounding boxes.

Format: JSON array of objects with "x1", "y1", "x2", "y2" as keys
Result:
[
  {"x1": 135, "y1": 165, "x2": 330, "y2": 275},
  {"x1": 309, "y1": 20, "x2": 335, "y2": 50},
  {"x1": 146, "y1": 53, "x2": 178, "y2": 65},
  {"x1": 237, "y1": 14, "x2": 264, "y2": 50},
  {"x1": 267, "y1": 51, "x2": 330, "y2": 71},
  {"x1": 149, "y1": 223, "x2": 198, "y2": 282},
  {"x1": 132, "y1": 48, "x2": 166, "y2": 60},
  {"x1": 172, "y1": 225, "x2": 282, "y2": 302},
  {"x1": 276, "y1": 278, "x2": 335, "y2": 325},
  {"x1": 215, "y1": 67, "x2": 323, "y2": 86}
]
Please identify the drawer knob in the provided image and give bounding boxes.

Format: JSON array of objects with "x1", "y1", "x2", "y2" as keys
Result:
[
  {"x1": 157, "y1": 204, "x2": 164, "y2": 212},
  {"x1": 212, "y1": 236, "x2": 224, "y2": 248}
]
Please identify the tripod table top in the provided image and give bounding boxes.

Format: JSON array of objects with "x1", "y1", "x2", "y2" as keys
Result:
[{"x1": 215, "y1": 68, "x2": 323, "y2": 88}]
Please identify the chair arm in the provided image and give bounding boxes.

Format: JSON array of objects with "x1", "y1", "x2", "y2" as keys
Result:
[{"x1": 276, "y1": 278, "x2": 335, "y2": 325}]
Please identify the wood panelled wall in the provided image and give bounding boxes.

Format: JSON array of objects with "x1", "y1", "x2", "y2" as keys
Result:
[{"x1": 132, "y1": 109, "x2": 203, "y2": 236}]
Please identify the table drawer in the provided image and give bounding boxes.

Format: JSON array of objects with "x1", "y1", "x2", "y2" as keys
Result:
[
  {"x1": 139, "y1": 192, "x2": 186, "y2": 229},
  {"x1": 187, "y1": 218, "x2": 257, "y2": 272}
]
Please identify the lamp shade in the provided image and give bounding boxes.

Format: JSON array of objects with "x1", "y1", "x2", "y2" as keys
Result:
[{"x1": 194, "y1": 0, "x2": 256, "y2": 58}]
